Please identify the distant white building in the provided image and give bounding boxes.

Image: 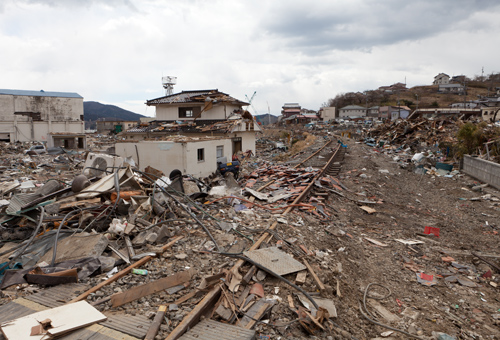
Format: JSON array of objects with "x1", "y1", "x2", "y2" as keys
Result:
[
  {"x1": 0, "y1": 89, "x2": 85, "y2": 148},
  {"x1": 339, "y1": 105, "x2": 367, "y2": 118},
  {"x1": 318, "y1": 107, "x2": 336, "y2": 122},
  {"x1": 433, "y1": 73, "x2": 450, "y2": 85}
]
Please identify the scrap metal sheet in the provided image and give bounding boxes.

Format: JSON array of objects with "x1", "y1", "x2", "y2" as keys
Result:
[
  {"x1": 178, "y1": 319, "x2": 255, "y2": 340},
  {"x1": 243, "y1": 247, "x2": 306, "y2": 276}
]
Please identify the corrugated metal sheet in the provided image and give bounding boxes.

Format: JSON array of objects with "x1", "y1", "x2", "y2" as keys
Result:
[
  {"x1": 0, "y1": 89, "x2": 83, "y2": 98},
  {"x1": 25, "y1": 283, "x2": 89, "y2": 307},
  {"x1": 5, "y1": 193, "x2": 41, "y2": 215},
  {"x1": 178, "y1": 319, "x2": 256, "y2": 340},
  {"x1": 101, "y1": 313, "x2": 151, "y2": 338}
]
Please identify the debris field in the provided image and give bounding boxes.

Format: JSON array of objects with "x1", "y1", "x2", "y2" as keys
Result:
[{"x1": 0, "y1": 127, "x2": 500, "y2": 340}]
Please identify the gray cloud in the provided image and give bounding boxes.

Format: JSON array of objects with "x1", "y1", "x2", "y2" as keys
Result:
[
  {"x1": 259, "y1": 0, "x2": 500, "y2": 53},
  {"x1": 1, "y1": 0, "x2": 137, "y2": 11}
]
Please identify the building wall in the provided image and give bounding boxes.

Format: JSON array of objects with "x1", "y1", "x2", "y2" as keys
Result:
[
  {"x1": 0, "y1": 93, "x2": 84, "y2": 142},
  {"x1": 0, "y1": 121, "x2": 84, "y2": 143},
  {"x1": 433, "y1": 75, "x2": 450, "y2": 85},
  {"x1": 155, "y1": 103, "x2": 241, "y2": 121},
  {"x1": 114, "y1": 139, "x2": 233, "y2": 177},
  {"x1": 463, "y1": 155, "x2": 500, "y2": 190},
  {"x1": 96, "y1": 121, "x2": 137, "y2": 133},
  {"x1": 482, "y1": 108, "x2": 500, "y2": 121},
  {"x1": 0, "y1": 94, "x2": 83, "y2": 121},
  {"x1": 321, "y1": 107, "x2": 336, "y2": 121},
  {"x1": 339, "y1": 108, "x2": 366, "y2": 118}
]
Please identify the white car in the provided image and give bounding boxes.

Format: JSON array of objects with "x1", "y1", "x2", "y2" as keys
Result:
[{"x1": 25, "y1": 145, "x2": 47, "y2": 154}]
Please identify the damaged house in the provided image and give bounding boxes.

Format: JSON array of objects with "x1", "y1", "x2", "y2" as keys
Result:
[
  {"x1": 116, "y1": 89, "x2": 261, "y2": 176},
  {"x1": 0, "y1": 89, "x2": 86, "y2": 148}
]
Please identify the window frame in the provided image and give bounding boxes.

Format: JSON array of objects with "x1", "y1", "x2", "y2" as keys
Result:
[{"x1": 197, "y1": 148, "x2": 205, "y2": 162}]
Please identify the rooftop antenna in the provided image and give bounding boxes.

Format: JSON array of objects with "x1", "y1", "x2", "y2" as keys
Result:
[{"x1": 162, "y1": 76, "x2": 177, "y2": 96}]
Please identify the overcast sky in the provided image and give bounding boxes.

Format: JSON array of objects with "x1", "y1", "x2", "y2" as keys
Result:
[{"x1": 1, "y1": 0, "x2": 499, "y2": 117}]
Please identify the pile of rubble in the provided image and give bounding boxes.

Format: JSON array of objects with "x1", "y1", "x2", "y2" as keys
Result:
[{"x1": 0, "y1": 141, "x2": 351, "y2": 340}]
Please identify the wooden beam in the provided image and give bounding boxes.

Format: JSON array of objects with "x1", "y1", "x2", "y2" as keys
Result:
[
  {"x1": 165, "y1": 285, "x2": 221, "y2": 340},
  {"x1": 111, "y1": 268, "x2": 195, "y2": 307},
  {"x1": 303, "y1": 259, "x2": 325, "y2": 294},
  {"x1": 144, "y1": 305, "x2": 167, "y2": 340}
]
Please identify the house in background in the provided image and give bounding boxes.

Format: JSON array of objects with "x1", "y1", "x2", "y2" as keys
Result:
[
  {"x1": 378, "y1": 106, "x2": 411, "y2": 121},
  {"x1": 378, "y1": 82, "x2": 408, "y2": 93},
  {"x1": 281, "y1": 103, "x2": 301, "y2": 119},
  {"x1": 438, "y1": 84, "x2": 466, "y2": 94},
  {"x1": 366, "y1": 106, "x2": 380, "y2": 118},
  {"x1": 0, "y1": 89, "x2": 86, "y2": 148},
  {"x1": 339, "y1": 105, "x2": 367, "y2": 118},
  {"x1": 433, "y1": 73, "x2": 450, "y2": 85},
  {"x1": 450, "y1": 75, "x2": 467, "y2": 84},
  {"x1": 318, "y1": 107, "x2": 336, "y2": 122},
  {"x1": 96, "y1": 119, "x2": 138, "y2": 134}
]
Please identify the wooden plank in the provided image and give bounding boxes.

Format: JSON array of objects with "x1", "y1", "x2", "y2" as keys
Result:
[
  {"x1": 111, "y1": 268, "x2": 195, "y2": 307},
  {"x1": 236, "y1": 298, "x2": 271, "y2": 329},
  {"x1": 69, "y1": 236, "x2": 183, "y2": 303},
  {"x1": 144, "y1": 305, "x2": 166, "y2": 340},
  {"x1": 0, "y1": 301, "x2": 105, "y2": 340},
  {"x1": 165, "y1": 285, "x2": 221, "y2": 340},
  {"x1": 59, "y1": 197, "x2": 101, "y2": 210},
  {"x1": 295, "y1": 270, "x2": 307, "y2": 285},
  {"x1": 303, "y1": 259, "x2": 325, "y2": 293}
]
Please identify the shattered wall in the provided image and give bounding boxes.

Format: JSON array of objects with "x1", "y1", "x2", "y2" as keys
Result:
[{"x1": 114, "y1": 138, "x2": 233, "y2": 177}]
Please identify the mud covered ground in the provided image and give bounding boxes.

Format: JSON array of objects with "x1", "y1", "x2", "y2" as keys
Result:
[{"x1": 260, "y1": 133, "x2": 500, "y2": 339}]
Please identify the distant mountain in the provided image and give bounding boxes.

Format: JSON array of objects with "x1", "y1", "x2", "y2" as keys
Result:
[
  {"x1": 84, "y1": 101, "x2": 145, "y2": 128},
  {"x1": 255, "y1": 113, "x2": 279, "y2": 125}
]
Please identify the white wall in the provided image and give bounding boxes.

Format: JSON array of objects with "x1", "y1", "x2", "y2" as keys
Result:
[
  {"x1": 339, "y1": 109, "x2": 367, "y2": 118},
  {"x1": 0, "y1": 94, "x2": 83, "y2": 121},
  {"x1": 0, "y1": 121, "x2": 84, "y2": 143},
  {"x1": 114, "y1": 139, "x2": 233, "y2": 177},
  {"x1": 321, "y1": 107, "x2": 336, "y2": 121},
  {"x1": 155, "y1": 103, "x2": 241, "y2": 121}
]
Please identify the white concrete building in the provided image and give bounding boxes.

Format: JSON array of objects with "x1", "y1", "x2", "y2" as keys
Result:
[
  {"x1": 338, "y1": 105, "x2": 367, "y2": 118},
  {"x1": 319, "y1": 107, "x2": 336, "y2": 122},
  {"x1": 0, "y1": 89, "x2": 85, "y2": 148},
  {"x1": 114, "y1": 137, "x2": 233, "y2": 177}
]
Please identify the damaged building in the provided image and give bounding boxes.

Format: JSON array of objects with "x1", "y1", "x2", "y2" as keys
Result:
[
  {"x1": 116, "y1": 90, "x2": 261, "y2": 175},
  {"x1": 115, "y1": 136, "x2": 234, "y2": 178},
  {"x1": 0, "y1": 89, "x2": 86, "y2": 148}
]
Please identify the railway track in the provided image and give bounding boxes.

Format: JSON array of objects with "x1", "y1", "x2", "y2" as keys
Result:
[
  {"x1": 294, "y1": 137, "x2": 346, "y2": 177},
  {"x1": 166, "y1": 138, "x2": 347, "y2": 339}
]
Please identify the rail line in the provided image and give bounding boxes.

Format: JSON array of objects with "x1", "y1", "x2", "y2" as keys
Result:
[{"x1": 166, "y1": 139, "x2": 347, "y2": 339}]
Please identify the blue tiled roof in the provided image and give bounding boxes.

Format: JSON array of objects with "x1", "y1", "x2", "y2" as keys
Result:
[{"x1": 0, "y1": 89, "x2": 83, "y2": 98}]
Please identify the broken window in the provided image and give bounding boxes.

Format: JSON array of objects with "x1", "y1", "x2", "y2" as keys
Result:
[
  {"x1": 178, "y1": 107, "x2": 201, "y2": 118},
  {"x1": 216, "y1": 145, "x2": 224, "y2": 158},
  {"x1": 197, "y1": 148, "x2": 205, "y2": 162}
]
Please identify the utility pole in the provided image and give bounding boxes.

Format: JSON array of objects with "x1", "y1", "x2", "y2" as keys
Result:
[{"x1": 415, "y1": 93, "x2": 419, "y2": 111}]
